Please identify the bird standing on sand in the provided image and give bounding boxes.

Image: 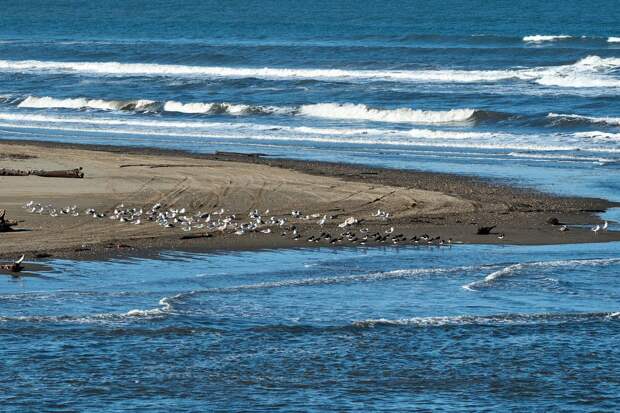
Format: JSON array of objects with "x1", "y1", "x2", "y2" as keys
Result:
[
  {"x1": 592, "y1": 224, "x2": 601, "y2": 235},
  {"x1": 602, "y1": 221, "x2": 609, "y2": 231}
]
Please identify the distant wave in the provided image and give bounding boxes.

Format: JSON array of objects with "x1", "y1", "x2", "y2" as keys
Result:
[
  {"x1": 609, "y1": 37, "x2": 620, "y2": 43},
  {"x1": 547, "y1": 112, "x2": 620, "y2": 126},
  {"x1": 353, "y1": 311, "x2": 620, "y2": 328},
  {"x1": 0, "y1": 56, "x2": 619, "y2": 88},
  {"x1": 523, "y1": 35, "x2": 573, "y2": 42},
  {"x1": 463, "y1": 258, "x2": 620, "y2": 290}
]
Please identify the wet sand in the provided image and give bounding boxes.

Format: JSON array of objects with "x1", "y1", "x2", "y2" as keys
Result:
[{"x1": 0, "y1": 139, "x2": 618, "y2": 264}]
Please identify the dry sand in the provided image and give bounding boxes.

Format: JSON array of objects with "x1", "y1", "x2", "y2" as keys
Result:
[{"x1": 0, "y1": 140, "x2": 618, "y2": 264}]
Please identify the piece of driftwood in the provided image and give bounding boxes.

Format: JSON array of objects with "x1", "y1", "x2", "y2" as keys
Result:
[
  {"x1": 0, "y1": 209, "x2": 18, "y2": 232},
  {"x1": 180, "y1": 233, "x2": 213, "y2": 240},
  {"x1": 476, "y1": 225, "x2": 496, "y2": 235},
  {"x1": 0, "y1": 255, "x2": 24, "y2": 273},
  {"x1": 0, "y1": 167, "x2": 84, "y2": 178}
]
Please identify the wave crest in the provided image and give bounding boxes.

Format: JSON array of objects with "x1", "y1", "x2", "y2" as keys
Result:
[
  {"x1": 463, "y1": 258, "x2": 620, "y2": 290},
  {"x1": 298, "y1": 103, "x2": 476, "y2": 124},
  {"x1": 0, "y1": 56, "x2": 618, "y2": 89},
  {"x1": 523, "y1": 35, "x2": 572, "y2": 42}
]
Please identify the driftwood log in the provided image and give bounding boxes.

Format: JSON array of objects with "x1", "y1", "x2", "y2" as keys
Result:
[
  {"x1": 476, "y1": 225, "x2": 496, "y2": 235},
  {"x1": 0, "y1": 255, "x2": 24, "y2": 273},
  {"x1": 0, "y1": 167, "x2": 84, "y2": 178},
  {"x1": 0, "y1": 209, "x2": 18, "y2": 232}
]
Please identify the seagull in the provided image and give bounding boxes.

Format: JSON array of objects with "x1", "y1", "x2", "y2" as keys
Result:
[
  {"x1": 592, "y1": 224, "x2": 601, "y2": 235},
  {"x1": 602, "y1": 221, "x2": 609, "y2": 231},
  {"x1": 559, "y1": 225, "x2": 568, "y2": 232}
]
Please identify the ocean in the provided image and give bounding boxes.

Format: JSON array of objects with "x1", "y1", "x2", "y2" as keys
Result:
[{"x1": 1, "y1": 1, "x2": 619, "y2": 410}]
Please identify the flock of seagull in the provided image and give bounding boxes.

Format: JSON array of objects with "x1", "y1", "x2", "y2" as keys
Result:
[
  {"x1": 22, "y1": 201, "x2": 458, "y2": 246},
  {"x1": 22, "y1": 201, "x2": 612, "y2": 249}
]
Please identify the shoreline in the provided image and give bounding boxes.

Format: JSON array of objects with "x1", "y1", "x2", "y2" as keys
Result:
[{"x1": 0, "y1": 138, "x2": 618, "y2": 266}]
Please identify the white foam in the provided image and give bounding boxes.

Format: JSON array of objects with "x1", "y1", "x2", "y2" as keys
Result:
[
  {"x1": 464, "y1": 258, "x2": 620, "y2": 290},
  {"x1": 354, "y1": 311, "x2": 620, "y2": 327},
  {"x1": 507, "y1": 151, "x2": 615, "y2": 164},
  {"x1": 547, "y1": 112, "x2": 620, "y2": 126},
  {"x1": 2, "y1": 111, "x2": 620, "y2": 154},
  {"x1": 609, "y1": 37, "x2": 620, "y2": 43},
  {"x1": 573, "y1": 55, "x2": 620, "y2": 69},
  {"x1": 18, "y1": 95, "x2": 156, "y2": 111},
  {"x1": 574, "y1": 131, "x2": 620, "y2": 141},
  {"x1": 299, "y1": 103, "x2": 476, "y2": 124},
  {"x1": 163, "y1": 100, "x2": 215, "y2": 114},
  {"x1": 523, "y1": 35, "x2": 572, "y2": 42},
  {"x1": 0, "y1": 57, "x2": 618, "y2": 89},
  {"x1": 0, "y1": 58, "x2": 521, "y2": 83}
]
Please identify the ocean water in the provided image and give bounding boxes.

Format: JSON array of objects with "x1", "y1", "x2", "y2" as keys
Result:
[
  {"x1": 2, "y1": 244, "x2": 620, "y2": 411},
  {"x1": 0, "y1": 0, "x2": 619, "y2": 199},
  {"x1": 1, "y1": 1, "x2": 619, "y2": 410}
]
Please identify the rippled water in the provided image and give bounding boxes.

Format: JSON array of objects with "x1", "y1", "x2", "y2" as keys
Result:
[{"x1": 1, "y1": 243, "x2": 620, "y2": 410}]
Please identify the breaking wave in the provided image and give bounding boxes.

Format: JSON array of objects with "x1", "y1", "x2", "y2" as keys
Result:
[
  {"x1": 0, "y1": 56, "x2": 618, "y2": 88},
  {"x1": 18, "y1": 95, "x2": 158, "y2": 111},
  {"x1": 11, "y1": 96, "x2": 485, "y2": 124},
  {"x1": 298, "y1": 103, "x2": 476, "y2": 123},
  {"x1": 609, "y1": 37, "x2": 620, "y2": 43},
  {"x1": 463, "y1": 258, "x2": 620, "y2": 290},
  {"x1": 523, "y1": 35, "x2": 573, "y2": 42}
]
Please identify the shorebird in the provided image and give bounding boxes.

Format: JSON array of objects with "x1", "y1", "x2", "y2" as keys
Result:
[
  {"x1": 497, "y1": 233, "x2": 505, "y2": 240},
  {"x1": 592, "y1": 224, "x2": 601, "y2": 235},
  {"x1": 603, "y1": 221, "x2": 609, "y2": 231},
  {"x1": 559, "y1": 225, "x2": 568, "y2": 232}
]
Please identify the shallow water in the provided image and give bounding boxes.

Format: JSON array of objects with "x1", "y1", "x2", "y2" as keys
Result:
[{"x1": 1, "y1": 243, "x2": 620, "y2": 411}]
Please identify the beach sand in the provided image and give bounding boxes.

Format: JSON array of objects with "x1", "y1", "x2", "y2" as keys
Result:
[{"x1": 0, "y1": 140, "x2": 618, "y2": 263}]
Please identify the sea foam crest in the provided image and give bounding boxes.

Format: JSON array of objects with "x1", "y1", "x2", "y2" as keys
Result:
[
  {"x1": 608, "y1": 37, "x2": 620, "y2": 43},
  {"x1": 0, "y1": 56, "x2": 619, "y2": 89},
  {"x1": 18, "y1": 95, "x2": 156, "y2": 111},
  {"x1": 298, "y1": 103, "x2": 476, "y2": 124},
  {"x1": 11, "y1": 95, "x2": 480, "y2": 124},
  {"x1": 523, "y1": 35, "x2": 572, "y2": 42}
]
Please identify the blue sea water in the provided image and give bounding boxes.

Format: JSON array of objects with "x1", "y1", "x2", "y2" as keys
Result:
[{"x1": 0, "y1": 1, "x2": 619, "y2": 410}]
